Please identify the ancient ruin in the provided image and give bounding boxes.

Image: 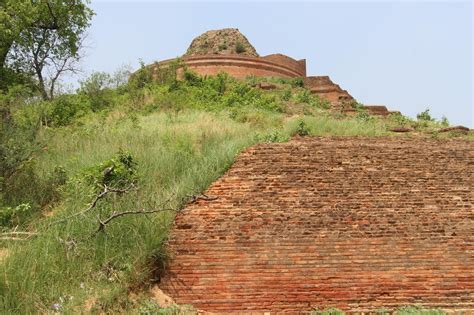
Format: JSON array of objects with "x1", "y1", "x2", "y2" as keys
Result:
[
  {"x1": 160, "y1": 137, "x2": 474, "y2": 313},
  {"x1": 152, "y1": 28, "x2": 397, "y2": 115}
]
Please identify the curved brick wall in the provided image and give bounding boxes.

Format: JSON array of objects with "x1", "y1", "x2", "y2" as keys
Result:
[
  {"x1": 160, "y1": 137, "x2": 474, "y2": 313},
  {"x1": 156, "y1": 54, "x2": 306, "y2": 79}
]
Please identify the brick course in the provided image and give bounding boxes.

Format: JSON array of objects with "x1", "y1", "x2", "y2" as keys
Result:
[{"x1": 160, "y1": 137, "x2": 474, "y2": 313}]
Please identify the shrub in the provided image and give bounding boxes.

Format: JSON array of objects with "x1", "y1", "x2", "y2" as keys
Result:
[
  {"x1": 290, "y1": 77, "x2": 304, "y2": 88},
  {"x1": 183, "y1": 70, "x2": 203, "y2": 86},
  {"x1": 0, "y1": 203, "x2": 31, "y2": 227},
  {"x1": 389, "y1": 112, "x2": 412, "y2": 126},
  {"x1": 294, "y1": 89, "x2": 312, "y2": 104},
  {"x1": 295, "y1": 120, "x2": 311, "y2": 136},
  {"x1": 281, "y1": 89, "x2": 292, "y2": 101},
  {"x1": 416, "y1": 108, "x2": 434, "y2": 121},
  {"x1": 440, "y1": 115, "x2": 449, "y2": 127},
  {"x1": 48, "y1": 94, "x2": 90, "y2": 126},
  {"x1": 218, "y1": 43, "x2": 227, "y2": 51},
  {"x1": 128, "y1": 59, "x2": 154, "y2": 89},
  {"x1": 235, "y1": 41, "x2": 246, "y2": 54},
  {"x1": 356, "y1": 110, "x2": 374, "y2": 122},
  {"x1": 78, "y1": 72, "x2": 116, "y2": 112},
  {"x1": 78, "y1": 150, "x2": 138, "y2": 192}
]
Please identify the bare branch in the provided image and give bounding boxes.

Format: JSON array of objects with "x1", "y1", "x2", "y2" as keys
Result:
[
  {"x1": 95, "y1": 207, "x2": 175, "y2": 234},
  {"x1": 48, "y1": 183, "x2": 137, "y2": 227}
]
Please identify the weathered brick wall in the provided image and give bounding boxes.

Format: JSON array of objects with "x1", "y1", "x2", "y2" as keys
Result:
[
  {"x1": 303, "y1": 76, "x2": 354, "y2": 106},
  {"x1": 160, "y1": 137, "x2": 474, "y2": 313},
  {"x1": 157, "y1": 54, "x2": 306, "y2": 79}
]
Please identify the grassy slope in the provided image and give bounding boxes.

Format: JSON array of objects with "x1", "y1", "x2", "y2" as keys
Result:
[{"x1": 1, "y1": 74, "x2": 470, "y2": 313}]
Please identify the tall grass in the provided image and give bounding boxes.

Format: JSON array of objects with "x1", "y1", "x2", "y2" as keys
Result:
[
  {"x1": 0, "y1": 103, "x2": 413, "y2": 313},
  {"x1": 0, "y1": 110, "x2": 263, "y2": 313}
]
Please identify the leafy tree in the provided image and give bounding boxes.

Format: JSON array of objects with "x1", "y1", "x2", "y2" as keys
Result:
[{"x1": 0, "y1": 0, "x2": 94, "y2": 98}]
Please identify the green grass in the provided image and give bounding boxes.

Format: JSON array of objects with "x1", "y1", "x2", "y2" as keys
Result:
[{"x1": 0, "y1": 106, "x2": 397, "y2": 312}]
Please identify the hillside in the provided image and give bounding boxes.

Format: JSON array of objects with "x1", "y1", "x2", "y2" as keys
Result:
[{"x1": 1, "y1": 67, "x2": 472, "y2": 313}]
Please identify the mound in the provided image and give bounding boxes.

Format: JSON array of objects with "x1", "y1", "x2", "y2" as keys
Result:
[{"x1": 184, "y1": 28, "x2": 258, "y2": 57}]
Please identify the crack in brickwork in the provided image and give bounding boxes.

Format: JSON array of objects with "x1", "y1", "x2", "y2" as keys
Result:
[{"x1": 160, "y1": 137, "x2": 474, "y2": 313}]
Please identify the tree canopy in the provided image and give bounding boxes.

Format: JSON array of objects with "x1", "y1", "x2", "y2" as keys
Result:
[{"x1": 0, "y1": 0, "x2": 94, "y2": 97}]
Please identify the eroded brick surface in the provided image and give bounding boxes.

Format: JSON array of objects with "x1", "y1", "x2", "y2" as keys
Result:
[{"x1": 160, "y1": 137, "x2": 474, "y2": 313}]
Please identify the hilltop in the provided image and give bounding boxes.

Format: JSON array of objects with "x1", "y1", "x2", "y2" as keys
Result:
[{"x1": 184, "y1": 28, "x2": 258, "y2": 57}]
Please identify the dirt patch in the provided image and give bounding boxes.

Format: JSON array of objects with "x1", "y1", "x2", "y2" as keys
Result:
[{"x1": 149, "y1": 285, "x2": 175, "y2": 307}]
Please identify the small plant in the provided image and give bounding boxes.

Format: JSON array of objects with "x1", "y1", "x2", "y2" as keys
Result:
[
  {"x1": 0, "y1": 203, "x2": 31, "y2": 227},
  {"x1": 416, "y1": 108, "x2": 434, "y2": 121},
  {"x1": 79, "y1": 150, "x2": 138, "y2": 192},
  {"x1": 183, "y1": 70, "x2": 202, "y2": 86},
  {"x1": 290, "y1": 77, "x2": 304, "y2": 88},
  {"x1": 356, "y1": 110, "x2": 374, "y2": 122},
  {"x1": 440, "y1": 115, "x2": 449, "y2": 127},
  {"x1": 255, "y1": 130, "x2": 290, "y2": 143},
  {"x1": 235, "y1": 41, "x2": 246, "y2": 54},
  {"x1": 218, "y1": 43, "x2": 227, "y2": 51},
  {"x1": 294, "y1": 89, "x2": 312, "y2": 104},
  {"x1": 281, "y1": 88, "x2": 292, "y2": 101},
  {"x1": 389, "y1": 112, "x2": 412, "y2": 126},
  {"x1": 295, "y1": 119, "x2": 310, "y2": 136}
]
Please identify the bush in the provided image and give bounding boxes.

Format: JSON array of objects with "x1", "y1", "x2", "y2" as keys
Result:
[
  {"x1": 48, "y1": 94, "x2": 90, "y2": 126},
  {"x1": 290, "y1": 77, "x2": 304, "y2": 88},
  {"x1": 281, "y1": 89, "x2": 292, "y2": 101},
  {"x1": 235, "y1": 41, "x2": 246, "y2": 54},
  {"x1": 0, "y1": 203, "x2": 31, "y2": 227},
  {"x1": 79, "y1": 150, "x2": 138, "y2": 192},
  {"x1": 440, "y1": 115, "x2": 449, "y2": 127},
  {"x1": 389, "y1": 112, "x2": 412, "y2": 126},
  {"x1": 295, "y1": 120, "x2": 310, "y2": 136},
  {"x1": 417, "y1": 108, "x2": 434, "y2": 121},
  {"x1": 294, "y1": 89, "x2": 312, "y2": 104},
  {"x1": 128, "y1": 59, "x2": 154, "y2": 89}
]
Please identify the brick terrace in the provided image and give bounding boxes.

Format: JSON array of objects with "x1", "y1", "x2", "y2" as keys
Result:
[{"x1": 160, "y1": 137, "x2": 474, "y2": 313}]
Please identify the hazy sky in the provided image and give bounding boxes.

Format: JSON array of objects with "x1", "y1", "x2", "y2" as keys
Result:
[{"x1": 82, "y1": 1, "x2": 473, "y2": 127}]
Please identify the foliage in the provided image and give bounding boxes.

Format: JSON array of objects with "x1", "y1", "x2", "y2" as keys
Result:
[
  {"x1": 389, "y1": 112, "x2": 413, "y2": 126},
  {"x1": 1, "y1": 0, "x2": 94, "y2": 98},
  {"x1": 79, "y1": 150, "x2": 137, "y2": 192},
  {"x1": 295, "y1": 119, "x2": 310, "y2": 136},
  {"x1": 47, "y1": 94, "x2": 90, "y2": 126},
  {"x1": 255, "y1": 130, "x2": 290, "y2": 143},
  {"x1": 0, "y1": 203, "x2": 31, "y2": 227},
  {"x1": 290, "y1": 77, "x2": 304, "y2": 88},
  {"x1": 416, "y1": 108, "x2": 434, "y2": 121},
  {"x1": 235, "y1": 41, "x2": 246, "y2": 54},
  {"x1": 78, "y1": 72, "x2": 115, "y2": 112},
  {"x1": 440, "y1": 115, "x2": 449, "y2": 127}
]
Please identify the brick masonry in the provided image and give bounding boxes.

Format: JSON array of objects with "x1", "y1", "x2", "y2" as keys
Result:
[{"x1": 160, "y1": 137, "x2": 474, "y2": 313}]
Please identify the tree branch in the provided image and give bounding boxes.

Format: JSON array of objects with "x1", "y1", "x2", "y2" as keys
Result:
[
  {"x1": 49, "y1": 183, "x2": 137, "y2": 227},
  {"x1": 95, "y1": 207, "x2": 175, "y2": 234}
]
